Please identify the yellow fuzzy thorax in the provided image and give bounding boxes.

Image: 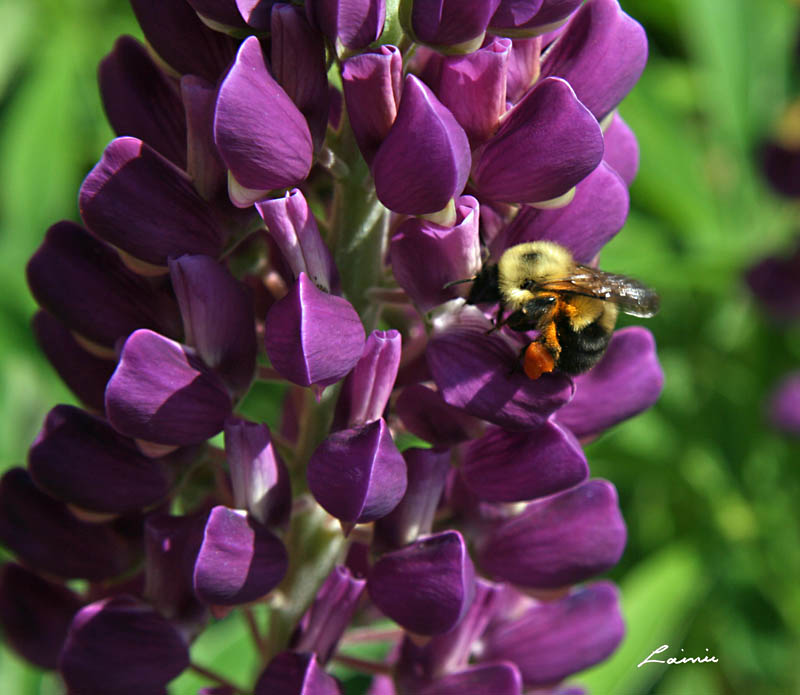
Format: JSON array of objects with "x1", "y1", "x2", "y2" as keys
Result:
[{"x1": 497, "y1": 241, "x2": 574, "y2": 310}]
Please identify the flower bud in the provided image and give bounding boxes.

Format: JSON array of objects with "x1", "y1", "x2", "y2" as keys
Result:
[
  {"x1": 307, "y1": 0, "x2": 387, "y2": 49},
  {"x1": 255, "y1": 651, "x2": 342, "y2": 695},
  {"x1": 401, "y1": 0, "x2": 503, "y2": 54},
  {"x1": 182, "y1": 75, "x2": 227, "y2": 200},
  {"x1": 489, "y1": 0, "x2": 582, "y2": 36}
]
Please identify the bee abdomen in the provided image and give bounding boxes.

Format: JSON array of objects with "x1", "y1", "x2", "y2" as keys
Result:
[{"x1": 554, "y1": 314, "x2": 612, "y2": 375}]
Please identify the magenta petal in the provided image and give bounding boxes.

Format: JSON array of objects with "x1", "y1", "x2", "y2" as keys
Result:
[
  {"x1": 98, "y1": 36, "x2": 187, "y2": 168},
  {"x1": 506, "y1": 37, "x2": 542, "y2": 104},
  {"x1": 540, "y1": 0, "x2": 648, "y2": 122},
  {"x1": 477, "y1": 479, "x2": 626, "y2": 588},
  {"x1": 490, "y1": 162, "x2": 629, "y2": 263},
  {"x1": 105, "y1": 329, "x2": 233, "y2": 446},
  {"x1": 483, "y1": 582, "x2": 624, "y2": 686},
  {"x1": 214, "y1": 37, "x2": 313, "y2": 203},
  {"x1": 409, "y1": 0, "x2": 502, "y2": 48},
  {"x1": 368, "y1": 530, "x2": 475, "y2": 635},
  {"x1": 193, "y1": 506, "x2": 288, "y2": 605},
  {"x1": 255, "y1": 651, "x2": 342, "y2": 695},
  {"x1": 28, "y1": 405, "x2": 171, "y2": 514},
  {"x1": 556, "y1": 327, "x2": 663, "y2": 439},
  {"x1": 79, "y1": 137, "x2": 227, "y2": 266},
  {"x1": 308, "y1": 418, "x2": 407, "y2": 523},
  {"x1": 59, "y1": 595, "x2": 190, "y2": 695},
  {"x1": 603, "y1": 112, "x2": 639, "y2": 185},
  {"x1": 472, "y1": 77, "x2": 604, "y2": 204},
  {"x1": 0, "y1": 563, "x2": 83, "y2": 669},
  {"x1": 372, "y1": 75, "x2": 471, "y2": 215},
  {"x1": 264, "y1": 273, "x2": 365, "y2": 388},
  {"x1": 461, "y1": 421, "x2": 588, "y2": 502},
  {"x1": 170, "y1": 255, "x2": 257, "y2": 396},
  {"x1": 769, "y1": 372, "x2": 800, "y2": 435},
  {"x1": 394, "y1": 383, "x2": 484, "y2": 447},
  {"x1": 426, "y1": 311, "x2": 574, "y2": 430},
  {"x1": 418, "y1": 664, "x2": 522, "y2": 695},
  {"x1": 308, "y1": 0, "x2": 387, "y2": 49}
]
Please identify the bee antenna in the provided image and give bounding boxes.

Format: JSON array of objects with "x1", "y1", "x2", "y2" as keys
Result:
[{"x1": 442, "y1": 276, "x2": 475, "y2": 290}]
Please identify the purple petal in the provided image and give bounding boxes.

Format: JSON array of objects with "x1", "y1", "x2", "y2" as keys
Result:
[
  {"x1": 27, "y1": 221, "x2": 182, "y2": 349},
  {"x1": 417, "y1": 664, "x2": 522, "y2": 695},
  {"x1": 186, "y1": 0, "x2": 247, "y2": 27},
  {"x1": 477, "y1": 479, "x2": 626, "y2": 588},
  {"x1": 341, "y1": 46, "x2": 402, "y2": 166},
  {"x1": 264, "y1": 273, "x2": 365, "y2": 388},
  {"x1": 225, "y1": 418, "x2": 291, "y2": 527},
  {"x1": 409, "y1": 0, "x2": 503, "y2": 49},
  {"x1": 506, "y1": 37, "x2": 542, "y2": 104},
  {"x1": 214, "y1": 36, "x2": 313, "y2": 205},
  {"x1": 255, "y1": 651, "x2": 342, "y2": 695},
  {"x1": 98, "y1": 36, "x2": 187, "y2": 168},
  {"x1": 31, "y1": 311, "x2": 117, "y2": 413},
  {"x1": 472, "y1": 77, "x2": 604, "y2": 204},
  {"x1": 394, "y1": 383, "x2": 485, "y2": 447},
  {"x1": 746, "y1": 243, "x2": 800, "y2": 320},
  {"x1": 489, "y1": 162, "x2": 629, "y2": 263},
  {"x1": 307, "y1": 0, "x2": 387, "y2": 49},
  {"x1": 603, "y1": 112, "x2": 639, "y2": 185},
  {"x1": 0, "y1": 563, "x2": 83, "y2": 669},
  {"x1": 490, "y1": 0, "x2": 582, "y2": 33},
  {"x1": 372, "y1": 75, "x2": 471, "y2": 215},
  {"x1": 761, "y1": 140, "x2": 800, "y2": 197},
  {"x1": 368, "y1": 530, "x2": 475, "y2": 635},
  {"x1": 426, "y1": 307, "x2": 574, "y2": 430},
  {"x1": 333, "y1": 329, "x2": 402, "y2": 429},
  {"x1": 79, "y1": 137, "x2": 227, "y2": 266},
  {"x1": 28, "y1": 405, "x2": 171, "y2": 514},
  {"x1": 540, "y1": 0, "x2": 648, "y2": 122},
  {"x1": 237, "y1": 0, "x2": 275, "y2": 29},
  {"x1": 193, "y1": 506, "x2": 288, "y2": 605},
  {"x1": 436, "y1": 38, "x2": 511, "y2": 146},
  {"x1": 556, "y1": 327, "x2": 663, "y2": 439},
  {"x1": 390, "y1": 195, "x2": 482, "y2": 312},
  {"x1": 170, "y1": 255, "x2": 257, "y2": 396},
  {"x1": 0, "y1": 468, "x2": 137, "y2": 581},
  {"x1": 129, "y1": 0, "x2": 237, "y2": 82},
  {"x1": 461, "y1": 420, "x2": 588, "y2": 502},
  {"x1": 105, "y1": 329, "x2": 233, "y2": 446},
  {"x1": 483, "y1": 582, "x2": 624, "y2": 685},
  {"x1": 59, "y1": 595, "x2": 190, "y2": 695},
  {"x1": 308, "y1": 418, "x2": 407, "y2": 523},
  {"x1": 182, "y1": 75, "x2": 227, "y2": 201},
  {"x1": 769, "y1": 371, "x2": 800, "y2": 435}
]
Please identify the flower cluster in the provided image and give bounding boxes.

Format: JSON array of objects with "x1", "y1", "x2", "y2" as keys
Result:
[{"x1": 0, "y1": 1, "x2": 663, "y2": 693}]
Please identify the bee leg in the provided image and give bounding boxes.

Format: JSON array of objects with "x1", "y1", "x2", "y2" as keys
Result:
[
  {"x1": 522, "y1": 341, "x2": 556, "y2": 380},
  {"x1": 485, "y1": 302, "x2": 506, "y2": 335}
]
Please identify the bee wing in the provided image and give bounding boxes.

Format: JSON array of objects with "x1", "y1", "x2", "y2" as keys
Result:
[{"x1": 540, "y1": 267, "x2": 660, "y2": 318}]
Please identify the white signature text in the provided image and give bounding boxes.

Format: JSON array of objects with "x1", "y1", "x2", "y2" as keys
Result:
[{"x1": 637, "y1": 644, "x2": 719, "y2": 668}]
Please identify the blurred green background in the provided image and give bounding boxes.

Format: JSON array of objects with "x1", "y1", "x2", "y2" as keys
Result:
[{"x1": 2, "y1": 0, "x2": 800, "y2": 693}]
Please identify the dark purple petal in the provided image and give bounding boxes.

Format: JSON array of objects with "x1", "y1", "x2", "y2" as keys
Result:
[
  {"x1": 341, "y1": 46, "x2": 403, "y2": 166},
  {"x1": 255, "y1": 651, "x2": 342, "y2": 695},
  {"x1": 477, "y1": 479, "x2": 626, "y2": 588},
  {"x1": 761, "y1": 140, "x2": 800, "y2": 197},
  {"x1": 130, "y1": 0, "x2": 238, "y2": 82},
  {"x1": 0, "y1": 468, "x2": 137, "y2": 581},
  {"x1": 395, "y1": 383, "x2": 485, "y2": 447},
  {"x1": 257, "y1": 189, "x2": 339, "y2": 294},
  {"x1": 373, "y1": 447, "x2": 451, "y2": 550},
  {"x1": 769, "y1": 372, "x2": 800, "y2": 435},
  {"x1": 426, "y1": 307, "x2": 574, "y2": 430},
  {"x1": 28, "y1": 405, "x2": 171, "y2": 514},
  {"x1": 417, "y1": 664, "x2": 522, "y2": 695},
  {"x1": 436, "y1": 38, "x2": 511, "y2": 146},
  {"x1": 294, "y1": 566, "x2": 366, "y2": 663},
  {"x1": 237, "y1": 0, "x2": 275, "y2": 28},
  {"x1": 540, "y1": 0, "x2": 648, "y2": 122},
  {"x1": 746, "y1": 243, "x2": 800, "y2": 320},
  {"x1": 31, "y1": 311, "x2": 117, "y2": 413},
  {"x1": 483, "y1": 582, "x2": 624, "y2": 685},
  {"x1": 308, "y1": 0, "x2": 387, "y2": 49},
  {"x1": 490, "y1": 0, "x2": 582, "y2": 33},
  {"x1": 333, "y1": 330, "x2": 402, "y2": 429},
  {"x1": 193, "y1": 506, "x2": 288, "y2": 605},
  {"x1": 372, "y1": 75, "x2": 471, "y2": 215},
  {"x1": 308, "y1": 418, "x2": 407, "y2": 523},
  {"x1": 603, "y1": 112, "x2": 639, "y2": 185},
  {"x1": 79, "y1": 137, "x2": 227, "y2": 266},
  {"x1": 105, "y1": 329, "x2": 233, "y2": 446},
  {"x1": 27, "y1": 221, "x2": 182, "y2": 349},
  {"x1": 59, "y1": 595, "x2": 190, "y2": 695},
  {"x1": 0, "y1": 563, "x2": 83, "y2": 669},
  {"x1": 170, "y1": 255, "x2": 257, "y2": 396},
  {"x1": 182, "y1": 75, "x2": 227, "y2": 201},
  {"x1": 272, "y1": 5, "x2": 330, "y2": 148},
  {"x1": 489, "y1": 162, "x2": 629, "y2": 263},
  {"x1": 461, "y1": 420, "x2": 587, "y2": 502},
  {"x1": 505, "y1": 37, "x2": 541, "y2": 104},
  {"x1": 98, "y1": 36, "x2": 187, "y2": 168},
  {"x1": 408, "y1": 0, "x2": 503, "y2": 50},
  {"x1": 556, "y1": 327, "x2": 663, "y2": 439},
  {"x1": 368, "y1": 530, "x2": 475, "y2": 635},
  {"x1": 225, "y1": 418, "x2": 291, "y2": 527},
  {"x1": 390, "y1": 195, "x2": 482, "y2": 312},
  {"x1": 472, "y1": 77, "x2": 604, "y2": 204},
  {"x1": 186, "y1": 0, "x2": 247, "y2": 27},
  {"x1": 214, "y1": 36, "x2": 313, "y2": 206},
  {"x1": 264, "y1": 273, "x2": 365, "y2": 388}
]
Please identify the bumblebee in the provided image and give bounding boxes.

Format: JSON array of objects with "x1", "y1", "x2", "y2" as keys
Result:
[{"x1": 465, "y1": 241, "x2": 659, "y2": 379}]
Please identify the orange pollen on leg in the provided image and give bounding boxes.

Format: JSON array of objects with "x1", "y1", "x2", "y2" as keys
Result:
[{"x1": 523, "y1": 342, "x2": 556, "y2": 380}]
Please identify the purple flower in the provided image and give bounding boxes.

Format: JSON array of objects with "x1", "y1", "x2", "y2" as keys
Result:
[{"x1": 308, "y1": 0, "x2": 387, "y2": 49}]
